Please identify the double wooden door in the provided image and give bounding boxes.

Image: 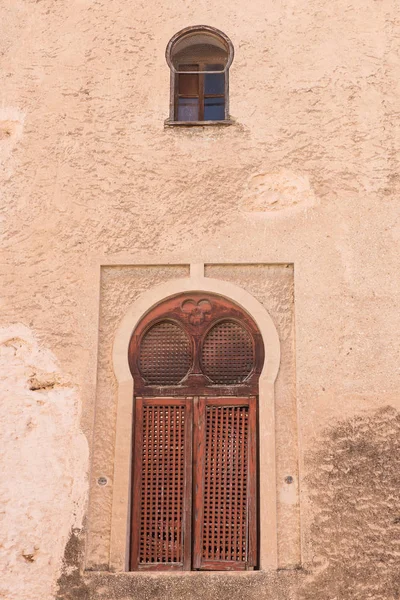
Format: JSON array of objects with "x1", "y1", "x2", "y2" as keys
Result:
[{"x1": 130, "y1": 396, "x2": 257, "y2": 571}]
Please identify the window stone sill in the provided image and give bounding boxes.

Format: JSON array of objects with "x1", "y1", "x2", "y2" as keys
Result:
[
  {"x1": 164, "y1": 119, "x2": 234, "y2": 127},
  {"x1": 85, "y1": 569, "x2": 260, "y2": 576}
]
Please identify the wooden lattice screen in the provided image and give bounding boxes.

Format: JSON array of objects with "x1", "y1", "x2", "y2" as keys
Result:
[
  {"x1": 129, "y1": 293, "x2": 263, "y2": 571},
  {"x1": 138, "y1": 321, "x2": 192, "y2": 386},
  {"x1": 201, "y1": 320, "x2": 255, "y2": 384},
  {"x1": 193, "y1": 397, "x2": 257, "y2": 570},
  {"x1": 130, "y1": 398, "x2": 192, "y2": 570}
]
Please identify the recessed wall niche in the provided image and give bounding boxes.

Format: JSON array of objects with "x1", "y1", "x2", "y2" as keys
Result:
[{"x1": 85, "y1": 263, "x2": 299, "y2": 575}]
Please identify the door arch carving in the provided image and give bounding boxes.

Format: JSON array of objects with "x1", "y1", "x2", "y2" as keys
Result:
[{"x1": 129, "y1": 292, "x2": 264, "y2": 397}]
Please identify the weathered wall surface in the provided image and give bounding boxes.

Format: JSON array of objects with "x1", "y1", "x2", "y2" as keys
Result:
[
  {"x1": 0, "y1": 325, "x2": 88, "y2": 600},
  {"x1": 1, "y1": 0, "x2": 400, "y2": 598}
]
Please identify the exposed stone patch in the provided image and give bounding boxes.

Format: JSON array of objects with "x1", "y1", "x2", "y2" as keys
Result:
[
  {"x1": 300, "y1": 406, "x2": 400, "y2": 600},
  {"x1": 0, "y1": 325, "x2": 89, "y2": 600},
  {"x1": 28, "y1": 376, "x2": 57, "y2": 391},
  {"x1": 21, "y1": 546, "x2": 39, "y2": 563},
  {"x1": 242, "y1": 170, "x2": 317, "y2": 216},
  {"x1": 28, "y1": 369, "x2": 66, "y2": 391}
]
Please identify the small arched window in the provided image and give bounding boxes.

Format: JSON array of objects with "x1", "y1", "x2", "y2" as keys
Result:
[{"x1": 166, "y1": 26, "x2": 234, "y2": 124}]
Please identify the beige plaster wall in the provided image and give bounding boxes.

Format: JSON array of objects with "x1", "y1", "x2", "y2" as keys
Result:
[{"x1": 1, "y1": 0, "x2": 400, "y2": 598}]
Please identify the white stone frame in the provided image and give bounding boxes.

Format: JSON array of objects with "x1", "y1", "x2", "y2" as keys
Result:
[{"x1": 110, "y1": 264, "x2": 281, "y2": 571}]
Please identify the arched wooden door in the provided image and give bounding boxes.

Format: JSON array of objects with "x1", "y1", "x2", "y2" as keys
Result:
[{"x1": 128, "y1": 293, "x2": 264, "y2": 571}]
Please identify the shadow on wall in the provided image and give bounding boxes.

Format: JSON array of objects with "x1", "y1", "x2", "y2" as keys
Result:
[
  {"x1": 56, "y1": 406, "x2": 400, "y2": 600},
  {"x1": 300, "y1": 405, "x2": 400, "y2": 600}
]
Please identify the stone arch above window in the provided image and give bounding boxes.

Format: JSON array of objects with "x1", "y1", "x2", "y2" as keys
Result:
[{"x1": 165, "y1": 26, "x2": 234, "y2": 124}]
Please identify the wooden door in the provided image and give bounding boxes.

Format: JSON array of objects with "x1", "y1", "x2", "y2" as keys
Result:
[
  {"x1": 129, "y1": 292, "x2": 263, "y2": 571},
  {"x1": 193, "y1": 397, "x2": 257, "y2": 570},
  {"x1": 130, "y1": 397, "x2": 193, "y2": 571}
]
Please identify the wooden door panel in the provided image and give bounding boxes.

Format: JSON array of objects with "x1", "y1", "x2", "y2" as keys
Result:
[
  {"x1": 193, "y1": 397, "x2": 257, "y2": 570},
  {"x1": 130, "y1": 398, "x2": 193, "y2": 571}
]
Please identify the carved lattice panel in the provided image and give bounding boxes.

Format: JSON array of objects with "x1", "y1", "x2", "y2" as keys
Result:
[
  {"x1": 129, "y1": 293, "x2": 264, "y2": 396},
  {"x1": 201, "y1": 320, "x2": 255, "y2": 384},
  {"x1": 131, "y1": 398, "x2": 192, "y2": 570},
  {"x1": 193, "y1": 397, "x2": 257, "y2": 570},
  {"x1": 138, "y1": 321, "x2": 192, "y2": 385}
]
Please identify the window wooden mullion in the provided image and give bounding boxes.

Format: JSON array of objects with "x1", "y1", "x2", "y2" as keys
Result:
[
  {"x1": 199, "y1": 70, "x2": 205, "y2": 121},
  {"x1": 174, "y1": 73, "x2": 179, "y2": 120},
  {"x1": 247, "y1": 396, "x2": 257, "y2": 568},
  {"x1": 130, "y1": 397, "x2": 144, "y2": 571}
]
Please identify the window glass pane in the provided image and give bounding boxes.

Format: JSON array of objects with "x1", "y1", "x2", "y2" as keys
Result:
[
  {"x1": 177, "y1": 98, "x2": 199, "y2": 121},
  {"x1": 204, "y1": 64, "x2": 225, "y2": 95},
  {"x1": 179, "y1": 73, "x2": 199, "y2": 95},
  {"x1": 204, "y1": 97, "x2": 225, "y2": 121},
  {"x1": 177, "y1": 63, "x2": 199, "y2": 73},
  {"x1": 204, "y1": 73, "x2": 225, "y2": 95},
  {"x1": 204, "y1": 63, "x2": 225, "y2": 72}
]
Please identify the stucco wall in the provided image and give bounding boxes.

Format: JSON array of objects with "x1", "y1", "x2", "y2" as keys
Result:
[{"x1": 1, "y1": 0, "x2": 400, "y2": 598}]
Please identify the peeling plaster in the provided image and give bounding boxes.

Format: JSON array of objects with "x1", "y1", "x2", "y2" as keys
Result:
[{"x1": 0, "y1": 325, "x2": 89, "y2": 600}]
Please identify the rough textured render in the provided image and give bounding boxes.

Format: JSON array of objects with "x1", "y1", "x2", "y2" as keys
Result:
[
  {"x1": 300, "y1": 406, "x2": 400, "y2": 600},
  {"x1": 1, "y1": 0, "x2": 400, "y2": 598}
]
